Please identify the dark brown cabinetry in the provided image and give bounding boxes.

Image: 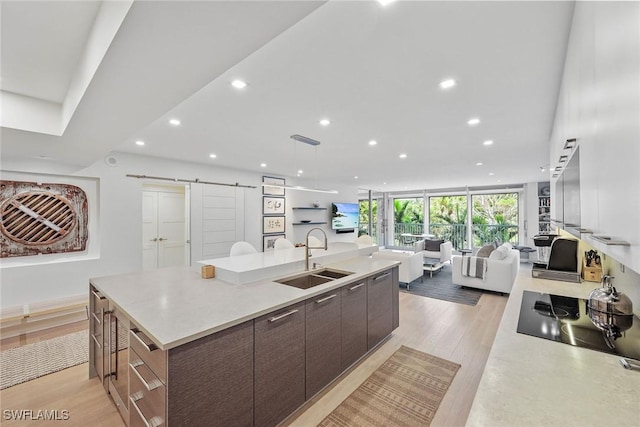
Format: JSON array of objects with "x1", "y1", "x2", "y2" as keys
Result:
[
  {"x1": 254, "y1": 302, "x2": 306, "y2": 427},
  {"x1": 91, "y1": 265, "x2": 399, "y2": 427},
  {"x1": 167, "y1": 320, "x2": 254, "y2": 426},
  {"x1": 305, "y1": 291, "x2": 342, "y2": 399},
  {"x1": 367, "y1": 269, "x2": 393, "y2": 350},
  {"x1": 340, "y1": 280, "x2": 368, "y2": 370},
  {"x1": 391, "y1": 267, "x2": 400, "y2": 329},
  {"x1": 128, "y1": 321, "x2": 254, "y2": 427}
]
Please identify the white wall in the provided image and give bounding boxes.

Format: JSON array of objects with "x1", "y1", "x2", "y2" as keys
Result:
[
  {"x1": 0, "y1": 151, "x2": 359, "y2": 309},
  {"x1": 285, "y1": 185, "x2": 359, "y2": 246}
]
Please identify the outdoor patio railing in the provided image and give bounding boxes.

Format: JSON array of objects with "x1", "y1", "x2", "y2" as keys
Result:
[
  {"x1": 392, "y1": 223, "x2": 518, "y2": 249},
  {"x1": 359, "y1": 222, "x2": 518, "y2": 249}
]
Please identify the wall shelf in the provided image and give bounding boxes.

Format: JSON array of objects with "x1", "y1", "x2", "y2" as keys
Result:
[
  {"x1": 292, "y1": 207, "x2": 327, "y2": 210},
  {"x1": 590, "y1": 235, "x2": 630, "y2": 246},
  {"x1": 292, "y1": 222, "x2": 327, "y2": 226}
]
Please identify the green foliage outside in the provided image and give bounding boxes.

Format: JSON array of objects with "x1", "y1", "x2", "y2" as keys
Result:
[
  {"x1": 358, "y1": 200, "x2": 377, "y2": 237},
  {"x1": 359, "y1": 193, "x2": 519, "y2": 247}
]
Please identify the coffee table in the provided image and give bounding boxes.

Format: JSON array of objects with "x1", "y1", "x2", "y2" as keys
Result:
[{"x1": 423, "y1": 258, "x2": 443, "y2": 278}]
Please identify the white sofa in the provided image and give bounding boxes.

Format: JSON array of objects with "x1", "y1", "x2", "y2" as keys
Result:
[
  {"x1": 451, "y1": 246, "x2": 519, "y2": 294},
  {"x1": 415, "y1": 239, "x2": 453, "y2": 264},
  {"x1": 372, "y1": 250, "x2": 423, "y2": 286}
]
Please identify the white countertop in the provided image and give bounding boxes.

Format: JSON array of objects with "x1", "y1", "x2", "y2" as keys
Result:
[
  {"x1": 466, "y1": 269, "x2": 640, "y2": 427},
  {"x1": 199, "y1": 242, "x2": 379, "y2": 284},
  {"x1": 90, "y1": 255, "x2": 397, "y2": 351}
]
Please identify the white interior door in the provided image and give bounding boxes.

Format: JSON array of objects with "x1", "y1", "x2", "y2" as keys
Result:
[
  {"x1": 142, "y1": 191, "x2": 159, "y2": 270},
  {"x1": 142, "y1": 187, "x2": 186, "y2": 270},
  {"x1": 157, "y1": 192, "x2": 186, "y2": 268}
]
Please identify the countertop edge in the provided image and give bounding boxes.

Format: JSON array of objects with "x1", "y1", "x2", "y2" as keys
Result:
[{"x1": 90, "y1": 257, "x2": 400, "y2": 351}]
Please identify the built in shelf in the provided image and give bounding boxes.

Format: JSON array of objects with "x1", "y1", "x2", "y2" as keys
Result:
[
  {"x1": 292, "y1": 221, "x2": 327, "y2": 226},
  {"x1": 590, "y1": 235, "x2": 630, "y2": 246},
  {"x1": 292, "y1": 207, "x2": 327, "y2": 210}
]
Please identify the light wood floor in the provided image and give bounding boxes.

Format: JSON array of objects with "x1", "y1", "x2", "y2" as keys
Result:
[{"x1": 0, "y1": 291, "x2": 507, "y2": 427}]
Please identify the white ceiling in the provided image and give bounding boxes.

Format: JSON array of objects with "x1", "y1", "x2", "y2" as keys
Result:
[{"x1": 0, "y1": 1, "x2": 574, "y2": 192}]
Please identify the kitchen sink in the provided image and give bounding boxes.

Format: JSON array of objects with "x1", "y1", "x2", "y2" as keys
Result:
[{"x1": 275, "y1": 269, "x2": 354, "y2": 289}]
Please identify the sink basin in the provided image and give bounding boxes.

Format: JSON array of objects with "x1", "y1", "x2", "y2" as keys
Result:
[
  {"x1": 314, "y1": 268, "x2": 352, "y2": 279},
  {"x1": 276, "y1": 274, "x2": 334, "y2": 289},
  {"x1": 275, "y1": 268, "x2": 354, "y2": 289}
]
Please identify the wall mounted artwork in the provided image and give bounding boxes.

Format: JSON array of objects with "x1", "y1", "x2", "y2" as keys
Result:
[
  {"x1": 262, "y1": 176, "x2": 285, "y2": 196},
  {"x1": 0, "y1": 180, "x2": 89, "y2": 258},
  {"x1": 263, "y1": 216, "x2": 285, "y2": 234},
  {"x1": 263, "y1": 196, "x2": 285, "y2": 215}
]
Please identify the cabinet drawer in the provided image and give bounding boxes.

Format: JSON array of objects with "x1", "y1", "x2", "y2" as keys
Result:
[
  {"x1": 130, "y1": 326, "x2": 166, "y2": 384},
  {"x1": 254, "y1": 302, "x2": 306, "y2": 427},
  {"x1": 129, "y1": 348, "x2": 166, "y2": 427},
  {"x1": 90, "y1": 287, "x2": 107, "y2": 335},
  {"x1": 341, "y1": 281, "x2": 368, "y2": 370},
  {"x1": 306, "y1": 290, "x2": 342, "y2": 399}
]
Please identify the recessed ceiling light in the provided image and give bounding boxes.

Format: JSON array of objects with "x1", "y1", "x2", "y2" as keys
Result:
[
  {"x1": 135, "y1": 140, "x2": 145, "y2": 146},
  {"x1": 319, "y1": 118, "x2": 331, "y2": 126},
  {"x1": 377, "y1": 0, "x2": 396, "y2": 5},
  {"x1": 399, "y1": 153, "x2": 407, "y2": 159},
  {"x1": 383, "y1": 182, "x2": 387, "y2": 185},
  {"x1": 354, "y1": 176, "x2": 359, "y2": 179},
  {"x1": 467, "y1": 118, "x2": 481, "y2": 126},
  {"x1": 260, "y1": 163, "x2": 267, "y2": 168},
  {"x1": 169, "y1": 118, "x2": 181, "y2": 126},
  {"x1": 209, "y1": 153, "x2": 217, "y2": 159},
  {"x1": 231, "y1": 79, "x2": 247, "y2": 89},
  {"x1": 439, "y1": 79, "x2": 456, "y2": 89},
  {"x1": 476, "y1": 162, "x2": 483, "y2": 166},
  {"x1": 298, "y1": 169, "x2": 303, "y2": 174},
  {"x1": 489, "y1": 172, "x2": 494, "y2": 176},
  {"x1": 368, "y1": 140, "x2": 377, "y2": 146},
  {"x1": 483, "y1": 140, "x2": 494, "y2": 146}
]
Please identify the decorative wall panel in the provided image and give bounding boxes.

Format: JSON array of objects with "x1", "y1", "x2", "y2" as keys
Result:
[{"x1": 0, "y1": 180, "x2": 88, "y2": 258}]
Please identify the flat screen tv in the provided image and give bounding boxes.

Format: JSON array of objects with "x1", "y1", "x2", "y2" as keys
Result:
[{"x1": 331, "y1": 202, "x2": 359, "y2": 230}]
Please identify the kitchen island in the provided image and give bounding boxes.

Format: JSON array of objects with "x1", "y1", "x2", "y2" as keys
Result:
[
  {"x1": 89, "y1": 255, "x2": 400, "y2": 427},
  {"x1": 466, "y1": 271, "x2": 640, "y2": 426},
  {"x1": 199, "y1": 241, "x2": 379, "y2": 284}
]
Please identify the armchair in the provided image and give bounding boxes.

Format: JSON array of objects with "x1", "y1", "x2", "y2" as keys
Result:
[
  {"x1": 414, "y1": 239, "x2": 453, "y2": 264},
  {"x1": 372, "y1": 250, "x2": 423, "y2": 287}
]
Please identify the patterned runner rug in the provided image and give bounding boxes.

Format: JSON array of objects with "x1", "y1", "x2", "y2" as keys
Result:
[
  {"x1": 0, "y1": 329, "x2": 89, "y2": 390},
  {"x1": 318, "y1": 346, "x2": 461, "y2": 427}
]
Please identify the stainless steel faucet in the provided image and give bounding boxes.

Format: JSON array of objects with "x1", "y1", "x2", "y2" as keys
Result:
[{"x1": 305, "y1": 227, "x2": 328, "y2": 270}]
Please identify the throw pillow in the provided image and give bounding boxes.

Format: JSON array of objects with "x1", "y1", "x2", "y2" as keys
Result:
[
  {"x1": 414, "y1": 239, "x2": 425, "y2": 253},
  {"x1": 501, "y1": 242, "x2": 513, "y2": 250},
  {"x1": 424, "y1": 239, "x2": 444, "y2": 252},
  {"x1": 489, "y1": 245, "x2": 509, "y2": 260},
  {"x1": 476, "y1": 244, "x2": 495, "y2": 258}
]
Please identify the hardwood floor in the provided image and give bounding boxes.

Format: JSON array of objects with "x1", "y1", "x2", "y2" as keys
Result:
[
  {"x1": 0, "y1": 291, "x2": 507, "y2": 427},
  {"x1": 285, "y1": 291, "x2": 507, "y2": 427}
]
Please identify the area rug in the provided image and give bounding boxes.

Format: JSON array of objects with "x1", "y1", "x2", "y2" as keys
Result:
[
  {"x1": 400, "y1": 263, "x2": 484, "y2": 306},
  {"x1": 0, "y1": 329, "x2": 89, "y2": 390},
  {"x1": 318, "y1": 346, "x2": 461, "y2": 427}
]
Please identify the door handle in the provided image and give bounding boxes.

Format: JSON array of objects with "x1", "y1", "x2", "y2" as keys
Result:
[
  {"x1": 158, "y1": 238, "x2": 167, "y2": 241},
  {"x1": 150, "y1": 238, "x2": 158, "y2": 242}
]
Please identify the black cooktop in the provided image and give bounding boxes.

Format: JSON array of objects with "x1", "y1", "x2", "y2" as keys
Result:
[{"x1": 517, "y1": 290, "x2": 640, "y2": 361}]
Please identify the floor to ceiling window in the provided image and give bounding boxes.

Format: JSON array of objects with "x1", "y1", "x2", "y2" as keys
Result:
[
  {"x1": 428, "y1": 195, "x2": 468, "y2": 250},
  {"x1": 392, "y1": 197, "x2": 424, "y2": 247},
  {"x1": 471, "y1": 193, "x2": 519, "y2": 246},
  {"x1": 358, "y1": 198, "x2": 378, "y2": 242}
]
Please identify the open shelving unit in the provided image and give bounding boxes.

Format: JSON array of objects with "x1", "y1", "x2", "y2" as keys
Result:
[
  {"x1": 292, "y1": 207, "x2": 327, "y2": 226},
  {"x1": 538, "y1": 182, "x2": 551, "y2": 233}
]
